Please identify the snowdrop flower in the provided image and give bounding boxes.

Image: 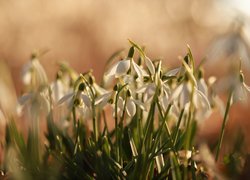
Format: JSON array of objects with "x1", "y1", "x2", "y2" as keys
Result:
[
  {"x1": 118, "y1": 90, "x2": 146, "y2": 117},
  {"x1": 197, "y1": 69, "x2": 208, "y2": 96},
  {"x1": 233, "y1": 70, "x2": 250, "y2": 103},
  {"x1": 95, "y1": 85, "x2": 117, "y2": 108},
  {"x1": 144, "y1": 56, "x2": 155, "y2": 75},
  {"x1": 50, "y1": 73, "x2": 67, "y2": 103},
  {"x1": 58, "y1": 83, "x2": 92, "y2": 112},
  {"x1": 169, "y1": 75, "x2": 210, "y2": 120},
  {"x1": 205, "y1": 77, "x2": 225, "y2": 117},
  {"x1": 169, "y1": 78, "x2": 192, "y2": 110},
  {"x1": 194, "y1": 69, "x2": 212, "y2": 120},
  {"x1": 18, "y1": 86, "x2": 51, "y2": 116},
  {"x1": 22, "y1": 56, "x2": 48, "y2": 89},
  {"x1": 163, "y1": 53, "x2": 194, "y2": 80},
  {"x1": 137, "y1": 59, "x2": 170, "y2": 110},
  {"x1": 104, "y1": 59, "x2": 147, "y2": 82},
  {"x1": 207, "y1": 22, "x2": 250, "y2": 70}
]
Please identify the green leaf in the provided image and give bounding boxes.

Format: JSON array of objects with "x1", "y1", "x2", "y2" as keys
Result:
[{"x1": 170, "y1": 151, "x2": 182, "y2": 180}]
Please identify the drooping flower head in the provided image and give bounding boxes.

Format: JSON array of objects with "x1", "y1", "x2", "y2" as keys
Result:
[{"x1": 22, "y1": 52, "x2": 48, "y2": 90}]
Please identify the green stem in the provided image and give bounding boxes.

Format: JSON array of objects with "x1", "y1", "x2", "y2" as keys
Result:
[
  {"x1": 72, "y1": 106, "x2": 77, "y2": 130},
  {"x1": 173, "y1": 108, "x2": 185, "y2": 146},
  {"x1": 215, "y1": 90, "x2": 233, "y2": 161},
  {"x1": 114, "y1": 94, "x2": 119, "y2": 163},
  {"x1": 114, "y1": 84, "x2": 127, "y2": 163},
  {"x1": 156, "y1": 101, "x2": 174, "y2": 145}
]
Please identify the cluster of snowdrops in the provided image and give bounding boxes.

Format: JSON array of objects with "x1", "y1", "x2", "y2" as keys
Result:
[{"x1": 1, "y1": 41, "x2": 250, "y2": 179}]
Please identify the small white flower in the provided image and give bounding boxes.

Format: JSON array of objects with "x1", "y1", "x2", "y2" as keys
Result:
[
  {"x1": 117, "y1": 92, "x2": 146, "y2": 118},
  {"x1": 137, "y1": 59, "x2": 171, "y2": 111},
  {"x1": 197, "y1": 78, "x2": 208, "y2": 96},
  {"x1": 193, "y1": 87, "x2": 211, "y2": 120},
  {"x1": 18, "y1": 86, "x2": 51, "y2": 116},
  {"x1": 50, "y1": 78, "x2": 66, "y2": 103},
  {"x1": 22, "y1": 58, "x2": 48, "y2": 88},
  {"x1": 169, "y1": 81, "x2": 192, "y2": 110},
  {"x1": 104, "y1": 59, "x2": 147, "y2": 82},
  {"x1": 95, "y1": 91, "x2": 114, "y2": 107},
  {"x1": 169, "y1": 79, "x2": 210, "y2": 120},
  {"x1": 233, "y1": 71, "x2": 250, "y2": 103},
  {"x1": 145, "y1": 56, "x2": 155, "y2": 75},
  {"x1": 164, "y1": 67, "x2": 182, "y2": 77},
  {"x1": 58, "y1": 83, "x2": 92, "y2": 110}
]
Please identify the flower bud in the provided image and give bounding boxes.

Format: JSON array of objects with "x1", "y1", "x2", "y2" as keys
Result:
[
  {"x1": 113, "y1": 84, "x2": 118, "y2": 91},
  {"x1": 89, "y1": 75, "x2": 95, "y2": 85},
  {"x1": 78, "y1": 83, "x2": 85, "y2": 91},
  {"x1": 127, "y1": 46, "x2": 135, "y2": 59},
  {"x1": 127, "y1": 89, "x2": 132, "y2": 97}
]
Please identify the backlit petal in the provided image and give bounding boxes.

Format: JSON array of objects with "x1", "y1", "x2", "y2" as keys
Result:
[
  {"x1": 145, "y1": 56, "x2": 155, "y2": 75},
  {"x1": 126, "y1": 99, "x2": 136, "y2": 117},
  {"x1": 116, "y1": 60, "x2": 130, "y2": 77}
]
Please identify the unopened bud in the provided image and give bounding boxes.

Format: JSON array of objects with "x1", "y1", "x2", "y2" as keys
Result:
[
  {"x1": 78, "y1": 83, "x2": 85, "y2": 91},
  {"x1": 113, "y1": 84, "x2": 118, "y2": 91},
  {"x1": 108, "y1": 98, "x2": 113, "y2": 104},
  {"x1": 89, "y1": 76, "x2": 95, "y2": 85},
  {"x1": 184, "y1": 55, "x2": 189, "y2": 64},
  {"x1": 128, "y1": 46, "x2": 135, "y2": 59},
  {"x1": 74, "y1": 99, "x2": 81, "y2": 106},
  {"x1": 144, "y1": 76, "x2": 150, "y2": 82},
  {"x1": 197, "y1": 69, "x2": 204, "y2": 79},
  {"x1": 127, "y1": 89, "x2": 132, "y2": 97}
]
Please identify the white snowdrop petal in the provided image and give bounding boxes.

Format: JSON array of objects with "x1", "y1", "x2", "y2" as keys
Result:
[
  {"x1": 123, "y1": 74, "x2": 134, "y2": 84},
  {"x1": 132, "y1": 99, "x2": 147, "y2": 111},
  {"x1": 169, "y1": 83, "x2": 184, "y2": 103},
  {"x1": 180, "y1": 83, "x2": 190, "y2": 109},
  {"x1": 162, "y1": 83, "x2": 171, "y2": 95},
  {"x1": 116, "y1": 60, "x2": 130, "y2": 77},
  {"x1": 57, "y1": 92, "x2": 74, "y2": 105},
  {"x1": 164, "y1": 67, "x2": 181, "y2": 77},
  {"x1": 126, "y1": 99, "x2": 136, "y2": 117},
  {"x1": 145, "y1": 57, "x2": 155, "y2": 75},
  {"x1": 208, "y1": 76, "x2": 217, "y2": 86},
  {"x1": 95, "y1": 92, "x2": 112, "y2": 105},
  {"x1": 118, "y1": 97, "x2": 124, "y2": 113},
  {"x1": 194, "y1": 87, "x2": 211, "y2": 110},
  {"x1": 162, "y1": 94, "x2": 169, "y2": 111},
  {"x1": 198, "y1": 79, "x2": 208, "y2": 96},
  {"x1": 93, "y1": 83, "x2": 109, "y2": 95},
  {"x1": 82, "y1": 94, "x2": 92, "y2": 107},
  {"x1": 51, "y1": 80, "x2": 64, "y2": 102},
  {"x1": 243, "y1": 82, "x2": 250, "y2": 92},
  {"x1": 33, "y1": 59, "x2": 48, "y2": 84},
  {"x1": 22, "y1": 62, "x2": 32, "y2": 85},
  {"x1": 105, "y1": 61, "x2": 119, "y2": 78},
  {"x1": 22, "y1": 71, "x2": 32, "y2": 85},
  {"x1": 132, "y1": 61, "x2": 144, "y2": 78},
  {"x1": 136, "y1": 86, "x2": 147, "y2": 93}
]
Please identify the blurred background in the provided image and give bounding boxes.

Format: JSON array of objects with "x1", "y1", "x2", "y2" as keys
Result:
[{"x1": 0, "y1": 0, "x2": 250, "y2": 151}]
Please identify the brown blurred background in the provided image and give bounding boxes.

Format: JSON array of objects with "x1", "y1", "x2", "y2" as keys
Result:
[
  {"x1": 1, "y1": 0, "x2": 250, "y2": 152},
  {"x1": 2, "y1": 0, "x2": 248, "y2": 81}
]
